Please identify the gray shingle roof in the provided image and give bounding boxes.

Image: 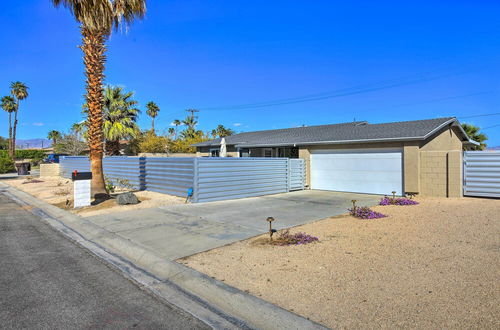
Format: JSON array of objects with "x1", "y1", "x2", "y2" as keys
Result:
[{"x1": 194, "y1": 117, "x2": 468, "y2": 147}]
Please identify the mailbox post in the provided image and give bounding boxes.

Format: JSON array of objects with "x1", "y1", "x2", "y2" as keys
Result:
[{"x1": 72, "y1": 170, "x2": 92, "y2": 208}]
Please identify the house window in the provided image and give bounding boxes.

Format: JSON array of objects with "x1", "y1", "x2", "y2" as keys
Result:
[
  {"x1": 210, "y1": 148, "x2": 220, "y2": 157},
  {"x1": 239, "y1": 148, "x2": 250, "y2": 157},
  {"x1": 263, "y1": 148, "x2": 273, "y2": 157}
]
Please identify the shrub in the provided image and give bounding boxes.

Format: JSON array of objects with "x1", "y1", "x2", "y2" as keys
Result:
[
  {"x1": 379, "y1": 197, "x2": 419, "y2": 206},
  {"x1": 272, "y1": 229, "x2": 319, "y2": 246},
  {"x1": 349, "y1": 206, "x2": 386, "y2": 219},
  {"x1": 138, "y1": 131, "x2": 169, "y2": 153},
  {"x1": 0, "y1": 156, "x2": 15, "y2": 174},
  {"x1": 0, "y1": 149, "x2": 47, "y2": 160}
]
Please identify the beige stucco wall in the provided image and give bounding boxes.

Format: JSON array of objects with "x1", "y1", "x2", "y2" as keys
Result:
[
  {"x1": 40, "y1": 163, "x2": 60, "y2": 177},
  {"x1": 419, "y1": 127, "x2": 463, "y2": 197}
]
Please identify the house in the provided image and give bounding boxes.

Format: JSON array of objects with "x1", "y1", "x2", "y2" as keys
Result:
[{"x1": 194, "y1": 117, "x2": 477, "y2": 198}]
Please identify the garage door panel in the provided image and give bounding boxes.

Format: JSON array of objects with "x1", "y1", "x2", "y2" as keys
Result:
[{"x1": 311, "y1": 149, "x2": 403, "y2": 195}]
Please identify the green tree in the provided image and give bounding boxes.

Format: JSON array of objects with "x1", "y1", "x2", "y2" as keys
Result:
[
  {"x1": 211, "y1": 124, "x2": 235, "y2": 138},
  {"x1": 169, "y1": 131, "x2": 208, "y2": 153},
  {"x1": 47, "y1": 130, "x2": 62, "y2": 146},
  {"x1": 146, "y1": 101, "x2": 160, "y2": 132},
  {"x1": 80, "y1": 85, "x2": 141, "y2": 156},
  {"x1": 180, "y1": 115, "x2": 203, "y2": 139},
  {"x1": 52, "y1": 0, "x2": 146, "y2": 198},
  {"x1": 10, "y1": 81, "x2": 29, "y2": 158},
  {"x1": 138, "y1": 130, "x2": 169, "y2": 153},
  {"x1": 462, "y1": 123, "x2": 487, "y2": 150},
  {"x1": 0, "y1": 136, "x2": 8, "y2": 150},
  {"x1": 1, "y1": 96, "x2": 16, "y2": 157},
  {"x1": 54, "y1": 132, "x2": 88, "y2": 155}
]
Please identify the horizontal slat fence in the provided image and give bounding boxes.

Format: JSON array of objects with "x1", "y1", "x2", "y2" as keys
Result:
[
  {"x1": 60, "y1": 156, "x2": 306, "y2": 202},
  {"x1": 144, "y1": 157, "x2": 194, "y2": 196},
  {"x1": 464, "y1": 151, "x2": 500, "y2": 198},
  {"x1": 194, "y1": 158, "x2": 289, "y2": 203}
]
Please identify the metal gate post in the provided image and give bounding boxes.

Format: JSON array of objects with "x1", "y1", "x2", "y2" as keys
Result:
[{"x1": 192, "y1": 158, "x2": 199, "y2": 202}]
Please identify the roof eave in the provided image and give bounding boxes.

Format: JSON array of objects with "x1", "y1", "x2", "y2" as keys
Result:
[{"x1": 235, "y1": 136, "x2": 425, "y2": 148}]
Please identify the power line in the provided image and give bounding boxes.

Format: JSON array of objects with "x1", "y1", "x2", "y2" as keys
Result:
[
  {"x1": 482, "y1": 123, "x2": 500, "y2": 130},
  {"x1": 458, "y1": 112, "x2": 500, "y2": 119},
  {"x1": 198, "y1": 64, "x2": 490, "y2": 111}
]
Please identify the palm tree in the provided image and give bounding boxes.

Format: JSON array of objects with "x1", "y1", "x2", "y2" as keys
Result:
[
  {"x1": 462, "y1": 123, "x2": 487, "y2": 150},
  {"x1": 47, "y1": 130, "x2": 62, "y2": 146},
  {"x1": 1, "y1": 96, "x2": 17, "y2": 157},
  {"x1": 211, "y1": 124, "x2": 235, "y2": 138},
  {"x1": 172, "y1": 119, "x2": 181, "y2": 139},
  {"x1": 81, "y1": 86, "x2": 140, "y2": 156},
  {"x1": 146, "y1": 101, "x2": 160, "y2": 133},
  {"x1": 52, "y1": 0, "x2": 146, "y2": 197},
  {"x1": 10, "y1": 81, "x2": 28, "y2": 157},
  {"x1": 167, "y1": 127, "x2": 175, "y2": 137}
]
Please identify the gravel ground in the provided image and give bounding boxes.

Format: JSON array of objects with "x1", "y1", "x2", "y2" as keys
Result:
[
  {"x1": 4, "y1": 177, "x2": 184, "y2": 217},
  {"x1": 182, "y1": 197, "x2": 500, "y2": 329}
]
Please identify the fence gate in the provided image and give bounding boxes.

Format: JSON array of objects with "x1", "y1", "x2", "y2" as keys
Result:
[
  {"x1": 463, "y1": 151, "x2": 500, "y2": 198},
  {"x1": 289, "y1": 159, "x2": 306, "y2": 191}
]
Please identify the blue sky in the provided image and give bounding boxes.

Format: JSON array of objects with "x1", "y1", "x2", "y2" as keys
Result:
[{"x1": 1, "y1": 1, "x2": 499, "y2": 145}]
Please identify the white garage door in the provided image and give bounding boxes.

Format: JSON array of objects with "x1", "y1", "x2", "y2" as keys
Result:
[{"x1": 310, "y1": 149, "x2": 403, "y2": 195}]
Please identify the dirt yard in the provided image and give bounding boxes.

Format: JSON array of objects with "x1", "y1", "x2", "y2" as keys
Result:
[
  {"x1": 181, "y1": 197, "x2": 500, "y2": 329},
  {"x1": 5, "y1": 177, "x2": 184, "y2": 217}
]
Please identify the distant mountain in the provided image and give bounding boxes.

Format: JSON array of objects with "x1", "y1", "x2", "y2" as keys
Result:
[{"x1": 16, "y1": 139, "x2": 52, "y2": 149}]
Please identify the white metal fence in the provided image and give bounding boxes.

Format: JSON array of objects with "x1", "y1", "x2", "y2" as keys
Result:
[
  {"x1": 463, "y1": 151, "x2": 500, "y2": 198},
  {"x1": 59, "y1": 156, "x2": 306, "y2": 202}
]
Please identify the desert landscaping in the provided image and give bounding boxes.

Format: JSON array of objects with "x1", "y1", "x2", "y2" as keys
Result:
[
  {"x1": 4, "y1": 176, "x2": 184, "y2": 217},
  {"x1": 181, "y1": 197, "x2": 500, "y2": 329}
]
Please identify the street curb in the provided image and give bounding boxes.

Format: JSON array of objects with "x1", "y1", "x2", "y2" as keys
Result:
[{"x1": 0, "y1": 183, "x2": 328, "y2": 330}]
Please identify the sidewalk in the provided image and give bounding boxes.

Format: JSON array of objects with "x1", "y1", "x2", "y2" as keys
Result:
[{"x1": 0, "y1": 182, "x2": 327, "y2": 330}]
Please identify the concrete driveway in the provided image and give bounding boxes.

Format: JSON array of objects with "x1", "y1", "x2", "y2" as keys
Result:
[{"x1": 86, "y1": 190, "x2": 380, "y2": 260}]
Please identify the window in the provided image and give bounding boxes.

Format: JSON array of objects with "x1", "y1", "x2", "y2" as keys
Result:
[
  {"x1": 239, "y1": 148, "x2": 250, "y2": 157},
  {"x1": 210, "y1": 148, "x2": 220, "y2": 157},
  {"x1": 264, "y1": 148, "x2": 273, "y2": 157}
]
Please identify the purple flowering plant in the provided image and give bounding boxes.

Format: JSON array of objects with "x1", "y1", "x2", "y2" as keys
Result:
[
  {"x1": 349, "y1": 206, "x2": 387, "y2": 219},
  {"x1": 379, "y1": 197, "x2": 419, "y2": 206},
  {"x1": 273, "y1": 229, "x2": 319, "y2": 246}
]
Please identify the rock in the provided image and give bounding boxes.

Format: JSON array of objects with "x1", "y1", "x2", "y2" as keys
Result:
[{"x1": 116, "y1": 192, "x2": 139, "y2": 205}]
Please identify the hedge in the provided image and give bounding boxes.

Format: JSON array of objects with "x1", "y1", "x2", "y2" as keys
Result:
[
  {"x1": 0, "y1": 149, "x2": 47, "y2": 160},
  {"x1": 0, "y1": 156, "x2": 15, "y2": 174}
]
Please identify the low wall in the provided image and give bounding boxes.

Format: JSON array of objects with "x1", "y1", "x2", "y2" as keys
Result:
[{"x1": 40, "y1": 163, "x2": 60, "y2": 177}]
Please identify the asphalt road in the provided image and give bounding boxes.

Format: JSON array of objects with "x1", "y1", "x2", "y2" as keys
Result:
[{"x1": 0, "y1": 193, "x2": 211, "y2": 330}]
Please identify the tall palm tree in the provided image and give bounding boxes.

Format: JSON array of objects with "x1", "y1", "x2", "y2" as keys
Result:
[
  {"x1": 172, "y1": 119, "x2": 181, "y2": 139},
  {"x1": 1, "y1": 96, "x2": 17, "y2": 157},
  {"x1": 462, "y1": 123, "x2": 487, "y2": 150},
  {"x1": 52, "y1": 0, "x2": 146, "y2": 197},
  {"x1": 10, "y1": 81, "x2": 28, "y2": 157},
  {"x1": 81, "y1": 86, "x2": 140, "y2": 156},
  {"x1": 146, "y1": 101, "x2": 160, "y2": 132},
  {"x1": 47, "y1": 130, "x2": 62, "y2": 146}
]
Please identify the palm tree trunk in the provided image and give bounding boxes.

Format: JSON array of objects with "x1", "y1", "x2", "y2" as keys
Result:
[
  {"x1": 81, "y1": 26, "x2": 108, "y2": 198},
  {"x1": 11, "y1": 102, "x2": 18, "y2": 158},
  {"x1": 8, "y1": 112, "x2": 12, "y2": 158},
  {"x1": 152, "y1": 118, "x2": 155, "y2": 132}
]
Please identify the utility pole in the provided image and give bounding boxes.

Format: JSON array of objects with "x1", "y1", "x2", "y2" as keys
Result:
[{"x1": 186, "y1": 109, "x2": 199, "y2": 121}]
